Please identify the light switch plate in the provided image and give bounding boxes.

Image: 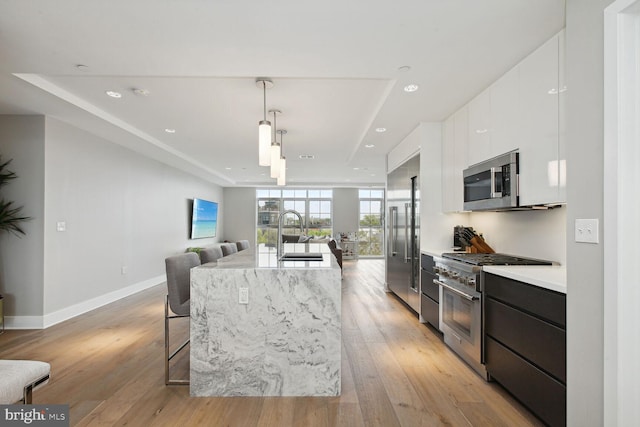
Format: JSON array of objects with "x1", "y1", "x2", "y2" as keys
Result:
[{"x1": 575, "y1": 219, "x2": 599, "y2": 244}]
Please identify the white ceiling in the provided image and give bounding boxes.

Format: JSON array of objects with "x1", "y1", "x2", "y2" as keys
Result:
[{"x1": 0, "y1": 0, "x2": 565, "y2": 187}]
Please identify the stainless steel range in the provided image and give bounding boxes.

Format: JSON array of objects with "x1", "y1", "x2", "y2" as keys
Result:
[{"x1": 434, "y1": 252, "x2": 552, "y2": 378}]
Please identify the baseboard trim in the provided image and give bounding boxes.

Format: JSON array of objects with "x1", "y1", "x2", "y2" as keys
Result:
[
  {"x1": 4, "y1": 315, "x2": 44, "y2": 330},
  {"x1": 4, "y1": 275, "x2": 165, "y2": 330}
]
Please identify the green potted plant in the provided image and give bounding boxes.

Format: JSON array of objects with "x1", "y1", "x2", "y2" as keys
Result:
[{"x1": 0, "y1": 156, "x2": 31, "y2": 333}]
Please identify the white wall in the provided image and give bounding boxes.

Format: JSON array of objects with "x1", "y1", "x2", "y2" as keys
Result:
[
  {"x1": 387, "y1": 125, "x2": 421, "y2": 174},
  {"x1": 468, "y1": 207, "x2": 566, "y2": 265},
  {"x1": 42, "y1": 118, "x2": 223, "y2": 325},
  {"x1": 1, "y1": 116, "x2": 224, "y2": 328},
  {"x1": 333, "y1": 188, "x2": 360, "y2": 235},
  {"x1": 565, "y1": 0, "x2": 613, "y2": 425},
  {"x1": 418, "y1": 123, "x2": 469, "y2": 251},
  {"x1": 0, "y1": 116, "x2": 45, "y2": 324},
  {"x1": 223, "y1": 187, "x2": 256, "y2": 245}
]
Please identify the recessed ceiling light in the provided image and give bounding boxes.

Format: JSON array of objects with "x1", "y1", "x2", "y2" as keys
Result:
[
  {"x1": 375, "y1": 128, "x2": 386, "y2": 133},
  {"x1": 365, "y1": 144, "x2": 375, "y2": 148},
  {"x1": 75, "y1": 64, "x2": 89, "y2": 71},
  {"x1": 398, "y1": 65, "x2": 411, "y2": 72},
  {"x1": 225, "y1": 167, "x2": 232, "y2": 170},
  {"x1": 353, "y1": 167, "x2": 360, "y2": 170},
  {"x1": 403, "y1": 84, "x2": 419, "y2": 93},
  {"x1": 133, "y1": 88, "x2": 150, "y2": 96},
  {"x1": 164, "y1": 128, "x2": 176, "y2": 134},
  {"x1": 299, "y1": 154, "x2": 315, "y2": 159},
  {"x1": 105, "y1": 90, "x2": 122, "y2": 98}
]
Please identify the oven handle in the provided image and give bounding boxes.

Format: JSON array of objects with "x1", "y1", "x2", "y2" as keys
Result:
[{"x1": 433, "y1": 279, "x2": 478, "y2": 301}]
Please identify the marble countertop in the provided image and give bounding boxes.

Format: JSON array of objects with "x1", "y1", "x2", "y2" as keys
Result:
[
  {"x1": 199, "y1": 243, "x2": 339, "y2": 270},
  {"x1": 190, "y1": 242, "x2": 341, "y2": 397}
]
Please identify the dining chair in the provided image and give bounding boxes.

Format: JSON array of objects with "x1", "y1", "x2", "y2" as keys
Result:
[
  {"x1": 236, "y1": 240, "x2": 250, "y2": 251},
  {"x1": 164, "y1": 252, "x2": 200, "y2": 385},
  {"x1": 199, "y1": 246, "x2": 224, "y2": 264},
  {"x1": 221, "y1": 242, "x2": 238, "y2": 256}
]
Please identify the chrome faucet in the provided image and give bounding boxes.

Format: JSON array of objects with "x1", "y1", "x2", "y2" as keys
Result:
[{"x1": 277, "y1": 209, "x2": 304, "y2": 259}]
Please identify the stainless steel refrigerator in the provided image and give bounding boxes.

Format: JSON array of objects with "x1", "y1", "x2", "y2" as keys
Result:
[{"x1": 386, "y1": 154, "x2": 420, "y2": 312}]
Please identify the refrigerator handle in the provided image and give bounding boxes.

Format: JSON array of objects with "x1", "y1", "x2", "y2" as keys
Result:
[
  {"x1": 389, "y1": 206, "x2": 397, "y2": 256},
  {"x1": 404, "y1": 203, "x2": 410, "y2": 263}
]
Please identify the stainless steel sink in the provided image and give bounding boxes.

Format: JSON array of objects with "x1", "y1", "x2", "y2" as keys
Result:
[{"x1": 280, "y1": 252, "x2": 324, "y2": 261}]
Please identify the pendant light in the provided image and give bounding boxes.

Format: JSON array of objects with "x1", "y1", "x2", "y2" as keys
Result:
[
  {"x1": 256, "y1": 78, "x2": 273, "y2": 166},
  {"x1": 277, "y1": 130, "x2": 287, "y2": 186},
  {"x1": 270, "y1": 110, "x2": 281, "y2": 178}
]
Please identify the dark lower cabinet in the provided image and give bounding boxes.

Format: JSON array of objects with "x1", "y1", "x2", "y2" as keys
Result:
[
  {"x1": 420, "y1": 254, "x2": 440, "y2": 329},
  {"x1": 484, "y1": 272, "x2": 566, "y2": 427}
]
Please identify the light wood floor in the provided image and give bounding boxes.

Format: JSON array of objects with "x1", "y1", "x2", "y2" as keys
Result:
[{"x1": 0, "y1": 260, "x2": 543, "y2": 426}]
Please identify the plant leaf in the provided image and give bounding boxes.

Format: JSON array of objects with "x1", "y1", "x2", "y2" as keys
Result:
[{"x1": 0, "y1": 198, "x2": 31, "y2": 236}]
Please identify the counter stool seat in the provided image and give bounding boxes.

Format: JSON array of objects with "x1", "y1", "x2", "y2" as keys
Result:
[{"x1": 0, "y1": 360, "x2": 51, "y2": 404}]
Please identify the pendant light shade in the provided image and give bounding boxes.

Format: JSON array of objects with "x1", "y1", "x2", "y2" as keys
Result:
[
  {"x1": 270, "y1": 144, "x2": 281, "y2": 178},
  {"x1": 258, "y1": 120, "x2": 271, "y2": 166},
  {"x1": 277, "y1": 157, "x2": 286, "y2": 186},
  {"x1": 276, "y1": 129, "x2": 287, "y2": 186},
  {"x1": 269, "y1": 109, "x2": 281, "y2": 178},
  {"x1": 256, "y1": 78, "x2": 273, "y2": 166}
]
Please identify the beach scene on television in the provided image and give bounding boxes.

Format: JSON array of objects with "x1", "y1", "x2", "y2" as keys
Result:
[{"x1": 191, "y1": 198, "x2": 218, "y2": 239}]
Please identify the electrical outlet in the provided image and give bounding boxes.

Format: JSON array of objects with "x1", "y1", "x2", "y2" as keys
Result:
[
  {"x1": 56, "y1": 221, "x2": 66, "y2": 232},
  {"x1": 239, "y1": 287, "x2": 249, "y2": 304},
  {"x1": 121, "y1": 266, "x2": 127, "y2": 275},
  {"x1": 575, "y1": 219, "x2": 599, "y2": 244}
]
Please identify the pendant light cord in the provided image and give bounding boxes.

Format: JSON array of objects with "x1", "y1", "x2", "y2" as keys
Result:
[
  {"x1": 263, "y1": 81, "x2": 267, "y2": 121},
  {"x1": 272, "y1": 110, "x2": 278, "y2": 143}
]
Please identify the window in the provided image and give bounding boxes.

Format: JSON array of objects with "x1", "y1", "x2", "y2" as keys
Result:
[
  {"x1": 358, "y1": 189, "x2": 384, "y2": 257},
  {"x1": 256, "y1": 189, "x2": 333, "y2": 246}
]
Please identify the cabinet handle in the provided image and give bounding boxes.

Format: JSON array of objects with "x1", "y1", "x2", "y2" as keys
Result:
[{"x1": 490, "y1": 167, "x2": 502, "y2": 198}]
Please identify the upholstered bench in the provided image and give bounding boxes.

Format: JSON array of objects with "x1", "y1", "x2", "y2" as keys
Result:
[{"x1": 0, "y1": 360, "x2": 51, "y2": 404}]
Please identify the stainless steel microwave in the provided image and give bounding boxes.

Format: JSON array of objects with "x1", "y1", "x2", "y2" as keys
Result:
[{"x1": 463, "y1": 151, "x2": 519, "y2": 211}]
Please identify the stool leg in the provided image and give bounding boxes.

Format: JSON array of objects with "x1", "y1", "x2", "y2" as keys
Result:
[{"x1": 24, "y1": 384, "x2": 33, "y2": 404}]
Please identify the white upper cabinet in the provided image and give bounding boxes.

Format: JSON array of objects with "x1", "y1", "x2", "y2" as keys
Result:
[
  {"x1": 517, "y1": 33, "x2": 561, "y2": 206},
  {"x1": 441, "y1": 30, "x2": 565, "y2": 212},
  {"x1": 557, "y1": 30, "x2": 566, "y2": 203},
  {"x1": 466, "y1": 90, "x2": 491, "y2": 166},
  {"x1": 442, "y1": 107, "x2": 468, "y2": 212},
  {"x1": 491, "y1": 69, "x2": 520, "y2": 156}
]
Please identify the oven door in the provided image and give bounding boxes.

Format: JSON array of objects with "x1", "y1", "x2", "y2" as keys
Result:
[{"x1": 436, "y1": 279, "x2": 485, "y2": 376}]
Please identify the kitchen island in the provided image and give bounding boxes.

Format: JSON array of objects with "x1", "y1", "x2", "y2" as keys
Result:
[{"x1": 190, "y1": 243, "x2": 341, "y2": 397}]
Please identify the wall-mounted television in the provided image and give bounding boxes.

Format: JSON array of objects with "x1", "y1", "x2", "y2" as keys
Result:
[{"x1": 191, "y1": 198, "x2": 218, "y2": 239}]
